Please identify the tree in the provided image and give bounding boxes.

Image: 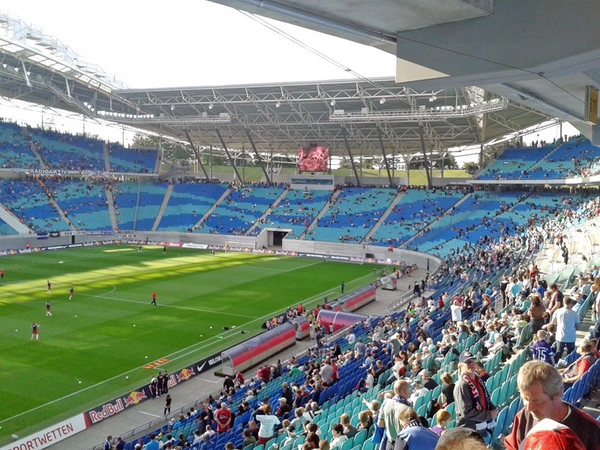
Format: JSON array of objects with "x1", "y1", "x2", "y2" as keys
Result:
[
  {"x1": 130, "y1": 133, "x2": 190, "y2": 161},
  {"x1": 462, "y1": 162, "x2": 479, "y2": 174},
  {"x1": 432, "y1": 153, "x2": 458, "y2": 169}
]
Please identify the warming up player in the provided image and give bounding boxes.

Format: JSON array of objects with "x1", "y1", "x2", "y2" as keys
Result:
[
  {"x1": 69, "y1": 286, "x2": 74, "y2": 300},
  {"x1": 31, "y1": 322, "x2": 39, "y2": 340},
  {"x1": 151, "y1": 291, "x2": 157, "y2": 306},
  {"x1": 47, "y1": 280, "x2": 52, "y2": 294},
  {"x1": 45, "y1": 300, "x2": 52, "y2": 316}
]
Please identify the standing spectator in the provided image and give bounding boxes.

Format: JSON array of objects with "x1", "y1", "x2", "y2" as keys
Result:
[
  {"x1": 546, "y1": 284, "x2": 564, "y2": 317},
  {"x1": 354, "y1": 338, "x2": 366, "y2": 358},
  {"x1": 528, "y1": 295, "x2": 546, "y2": 335},
  {"x1": 115, "y1": 437, "x2": 125, "y2": 450},
  {"x1": 157, "y1": 371, "x2": 165, "y2": 396},
  {"x1": 549, "y1": 297, "x2": 580, "y2": 359},
  {"x1": 164, "y1": 394, "x2": 172, "y2": 416},
  {"x1": 378, "y1": 380, "x2": 411, "y2": 450},
  {"x1": 256, "y1": 405, "x2": 280, "y2": 445},
  {"x1": 198, "y1": 403, "x2": 213, "y2": 431},
  {"x1": 454, "y1": 351, "x2": 497, "y2": 439},
  {"x1": 282, "y1": 382, "x2": 294, "y2": 405},
  {"x1": 320, "y1": 358, "x2": 335, "y2": 385},
  {"x1": 215, "y1": 403, "x2": 232, "y2": 433},
  {"x1": 504, "y1": 361, "x2": 600, "y2": 450},
  {"x1": 103, "y1": 435, "x2": 113, "y2": 450},
  {"x1": 450, "y1": 300, "x2": 462, "y2": 323}
]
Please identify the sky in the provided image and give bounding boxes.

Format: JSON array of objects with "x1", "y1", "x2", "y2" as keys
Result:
[
  {"x1": 1, "y1": 1, "x2": 396, "y2": 88},
  {"x1": 0, "y1": 1, "x2": 577, "y2": 157}
]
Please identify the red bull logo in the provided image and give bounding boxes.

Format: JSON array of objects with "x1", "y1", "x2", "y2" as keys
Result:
[
  {"x1": 124, "y1": 390, "x2": 147, "y2": 407},
  {"x1": 177, "y1": 367, "x2": 195, "y2": 381}
]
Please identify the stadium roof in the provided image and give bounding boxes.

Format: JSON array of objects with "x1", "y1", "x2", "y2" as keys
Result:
[
  {"x1": 0, "y1": 1, "x2": 598, "y2": 159},
  {"x1": 208, "y1": 0, "x2": 600, "y2": 143}
]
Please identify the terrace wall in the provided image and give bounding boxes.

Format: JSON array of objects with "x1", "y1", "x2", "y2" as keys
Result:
[{"x1": 0, "y1": 230, "x2": 442, "y2": 272}]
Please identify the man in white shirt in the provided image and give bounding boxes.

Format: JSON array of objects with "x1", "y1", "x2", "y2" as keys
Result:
[
  {"x1": 550, "y1": 297, "x2": 580, "y2": 358},
  {"x1": 450, "y1": 300, "x2": 462, "y2": 323}
]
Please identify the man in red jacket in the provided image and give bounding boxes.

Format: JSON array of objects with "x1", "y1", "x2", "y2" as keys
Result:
[
  {"x1": 504, "y1": 361, "x2": 600, "y2": 450},
  {"x1": 215, "y1": 403, "x2": 232, "y2": 433}
]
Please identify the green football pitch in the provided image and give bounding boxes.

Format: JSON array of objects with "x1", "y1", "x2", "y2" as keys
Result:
[{"x1": 0, "y1": 244, "x2": 382, "y2": 441}]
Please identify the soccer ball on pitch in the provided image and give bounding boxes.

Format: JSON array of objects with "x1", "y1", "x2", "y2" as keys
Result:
[
  {"x1": 210, "y1": 326, "x2": 213, "y2": 329},
  {"x1": 126, "y1": 376, "x2": 129, "y2": 380}
]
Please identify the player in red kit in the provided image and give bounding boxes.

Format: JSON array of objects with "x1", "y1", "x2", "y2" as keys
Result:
[
  {"x1": 31, "y1": 322, "x2": 39, "y2": 341},
  {"x1": 151, "y1": 291, "x2": 157, "y2": 306}
]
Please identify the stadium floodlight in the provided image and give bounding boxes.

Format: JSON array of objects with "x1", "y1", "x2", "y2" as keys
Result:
[
  {"x1": 329, "y1": 98, "x2": 507, "y2": 123},
  {"x1": 104, "y1": 113, "x2": 232, "y2": 126}
]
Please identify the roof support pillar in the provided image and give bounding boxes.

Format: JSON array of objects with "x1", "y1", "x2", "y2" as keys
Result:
[
  {"x1": 376, "y1": 126, "x2": 395, "y2": 188},
  {"x1": 184, "y1": 130, "x2": 210, "y2": 180},
  {"x1": 245, "y1": 128, "x2": 272, "y2": 184},
  {"x1": 215, "y1": 129, "x2": 243, "y2": 183},
  {"x1": 341, "y1": 126, "x2": 361, "y2": 187},
  {"x1": 418, "y1": 126, "x2": 432, "y2": 189}
]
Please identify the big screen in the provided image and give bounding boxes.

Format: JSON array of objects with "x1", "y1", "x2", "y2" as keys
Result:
[{"x1": 298, "y1": 144, "x2": 328, "y2": 173}]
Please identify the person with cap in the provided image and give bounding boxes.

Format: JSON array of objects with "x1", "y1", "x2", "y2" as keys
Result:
[
  {"x1": 504, "y1": 360, "x2": 600, "y2": 450},
  {"x1": 276, "y1": 397, "x2": 291, "y2": 418},
  {"x1": 453, "y1": 351, "x2": 497, "y2": 438},
  {"x1": 422, "y1": 370, "x2": 438, "y2": 390}
]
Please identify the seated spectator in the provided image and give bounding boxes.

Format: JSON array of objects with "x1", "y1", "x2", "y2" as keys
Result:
[
  {"x1": 340, "y1": 413, "x2": 357, "y2": 438},
  {"x1": 558, "y1": 340, "x2": 596, "y2": 388},
  {"x1": 395, "y1": 408, "x2": 439, "y2": 450},
  {"x1": 281, "y1": 425, "x2": 297, "y2": 447},
  {"x1": 242, "y1": 429, "x2": 256, "y2": 448},
  {"x1": 276, "y1": 397, "x2": 291, "y2": 418},
  {"x1": 329, "y1": 424, "x2": 347, "y2": 449},
  {"x1": 431, "y1": 409, "x2": 452, "y2": 436},
  {"x1": 531, "y1": 330, "x2": 554, "y2": 365}
]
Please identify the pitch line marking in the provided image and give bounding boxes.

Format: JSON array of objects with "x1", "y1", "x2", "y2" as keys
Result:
[{"x1": 82, "y1": 293, "x2": 259, "y2": 319}]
